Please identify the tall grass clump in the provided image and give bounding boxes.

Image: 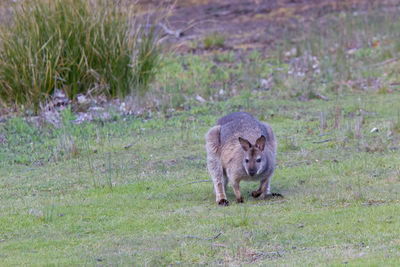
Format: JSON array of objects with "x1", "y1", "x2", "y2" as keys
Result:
[{"x1": 0, "y1": 0, "x2": 161, "y2": 112}]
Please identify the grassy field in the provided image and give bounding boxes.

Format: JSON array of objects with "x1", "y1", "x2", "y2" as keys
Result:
[
  {"x1": 1, "y1": 91, "x2": 400, "y2": 265},
  {"x1": 2, "y1": 4, "x2": 400, "y2": 266}
]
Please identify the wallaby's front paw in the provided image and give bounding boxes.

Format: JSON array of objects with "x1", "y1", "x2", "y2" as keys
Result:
[
  {"x1": 237, "y1": 197, "x2": 244, "y2": 203},
  {"x1": 251, "y1": 190, "x2": 262, "y2": 198},
  {"x1": 218, "y1": 199, "x2": 230, "y2": 206}
]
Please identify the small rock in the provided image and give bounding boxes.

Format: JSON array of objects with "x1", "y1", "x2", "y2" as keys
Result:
[
  {"x1": 119, "y1": 102, "x2": 127, "y2": 114},
  {"x1": 347, "y1": 48, "x2": 358, "y2": 55},
  {"x1": 195, "y1": 95, "x2": 206, "y2": 103},
  {"x1": 29, "y1": 209, "x2": 42, "y2": 217},
  {"x1": 53, "y1": 90, "x2": 70, "y2": 107},
  {"x1": 97, "y1": 94, "x2": 107, "y2": 104},
  {"x1": 77, "y1": 94, "x2": 87, "y2": 104},
  {"x1": 260, "y1": 77, "x2": 274, "y2": 90},
  {"x1": 88, "y1": 106, "x2": 104, "y2": 112},
  {"x1": 43, "y1": 110, "x2": 62, "y2": 128},
  {"x1": 284, "y1": 47, "x2": 297, "y2": 57},
  {"x1": 72, "y1": 112, "x2": 92, "y2": 124},
  {"x1": 97, "y1": 111, "x2": 110, "y2": 121},
  {"x1": 54, "y1": 90, "x2": 66, "y2": 99}
]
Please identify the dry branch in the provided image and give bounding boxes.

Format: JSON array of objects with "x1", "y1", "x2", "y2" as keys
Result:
[
  {"x1": 170, "y1": 179, "x2": 211, "y2": 190},
  {"x1": 312, "y1": 138, "x2": 333, "y2": 144},
  {"x1": 184, "y1": 231, "x2": 222, "y2": 241}
]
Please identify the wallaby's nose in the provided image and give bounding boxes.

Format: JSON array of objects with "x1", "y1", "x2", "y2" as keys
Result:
[{"x1": 249, "y1": 169, "x2": 256, "y2": 176}]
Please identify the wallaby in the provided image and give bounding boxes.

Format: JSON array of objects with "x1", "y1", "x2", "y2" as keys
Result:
[{"x1": 205, "y1": 112, "x2": 277, "y2": 206}]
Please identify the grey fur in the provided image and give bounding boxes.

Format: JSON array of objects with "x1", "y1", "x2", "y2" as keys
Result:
[{"x1": 205, "y1": 112, "x2": 277, "y2": 205}]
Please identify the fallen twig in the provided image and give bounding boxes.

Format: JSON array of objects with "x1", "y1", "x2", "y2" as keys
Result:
[
  {"x1": 170, "y1": 179, "x2": 211, "y2": 190},
  {"x1": 211, "y1": 243, "x2": 227, "y2": 248},
  {"x1": 184, "y1": 235, "x2": 207, "y2": 240},
  {"x1": 263, "y1": 251, "x2": 285, "y2": 258},
  {"x1": 276, "y1": 160, "x2": 310, "y2": 168},
  {"x1": 315, "y1": 93, "x2": 329, "y2": 101},
  {"x1": 369, "y1": 57, "x2": 398, "y2": 67},
  {"x1": 184, "y1": 231, "x2": 222, "y2": 241},
  {"x1": 312, "y1": 138, "x2": 333, "y2": 144},
  {"x1": 213, "y1": 232, "x2": 222, "y2": 239},
  {"x1": 158, "y1": 23, "x2": 183, "y2": 38},
  {"x1": 248, "y1": 200, "x2": 286, "y2": 206},
  {"x1": 124, "y1": 143, "x2": 134, "y2": 149}
]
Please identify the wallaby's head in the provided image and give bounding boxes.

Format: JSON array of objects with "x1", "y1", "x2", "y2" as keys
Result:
[{"x1": 238, "y1": 135, "x2": 267, "y2": 176}]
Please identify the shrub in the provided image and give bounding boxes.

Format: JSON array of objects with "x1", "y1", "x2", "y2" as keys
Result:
[{"x1": 0, "y1": 0, "x2": 161, "y2": 113}]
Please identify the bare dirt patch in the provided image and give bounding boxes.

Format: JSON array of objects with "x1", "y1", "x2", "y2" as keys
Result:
[{"x1": 137, "y1": 0, "x2": 400, "y2": 53}]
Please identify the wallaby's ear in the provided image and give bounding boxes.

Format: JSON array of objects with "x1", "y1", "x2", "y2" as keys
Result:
[
  {"x1": 238, "y1": 137, "x2": 252, "y2": 151},
  {"x1": 255, "y1": 135, "x2": 266, "y2": 151}
]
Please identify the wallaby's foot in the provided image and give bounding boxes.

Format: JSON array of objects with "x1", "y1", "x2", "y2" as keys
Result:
[
  {"x1": 218, "y1": 199, "x2": 230, "y2": 206},
  {"x1": 251, "y1": 190, "x2": 262, "y2": 198},
  {"x1": 261, "y1": 193, "x2": 284, "y2": 200},
  {"x1": 237, "y1": 196, "x2": 244, "y2": 203}
]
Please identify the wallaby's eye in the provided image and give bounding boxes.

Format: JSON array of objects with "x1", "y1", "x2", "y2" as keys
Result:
[
  {"x1": 245, "y1": 159, "x2": 249, "y2": 163},
  {"x1": 256, "y1": 158, "x2": 261, "y2": 163}
]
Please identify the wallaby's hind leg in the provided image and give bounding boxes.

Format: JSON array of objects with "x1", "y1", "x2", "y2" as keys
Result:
[
  {"x1": 205, "y1": 126, "x2": 229, "y2": 206},
  {"x1": 208, "y1": 154, "x2": 229, "y2": 205},
  {"x1": 226, "y1": 169, "x2": 243, "y2": 203}
]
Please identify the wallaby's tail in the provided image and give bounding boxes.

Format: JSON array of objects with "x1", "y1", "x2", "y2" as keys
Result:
[{"x1": 205, "y1": 125, "x2": 221, "y2": 154}]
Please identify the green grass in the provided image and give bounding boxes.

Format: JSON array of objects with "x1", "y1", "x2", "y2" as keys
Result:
[
  {"x1": 2, "y1": 5, "x2": 400, "y2": 266},
  {"x1": 1, "y1": 91, "x2": 400, "y2": 265},
  {"x1": 203, "y1": 32, "x2": 225, "y2": 49},
  {"x1": 0, "y1": 0, "x2": 161, "y2": 112}
]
